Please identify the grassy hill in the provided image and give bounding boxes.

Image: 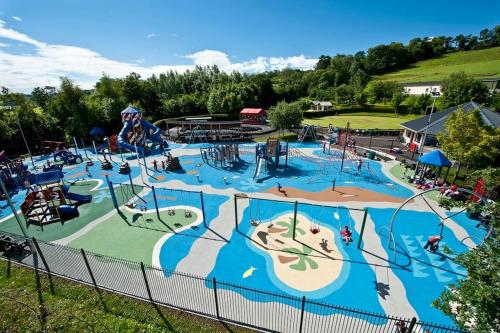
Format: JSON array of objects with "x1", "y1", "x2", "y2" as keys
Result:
[{"x1": 376, "y1": 47, "x2": 500, "y2": 83}]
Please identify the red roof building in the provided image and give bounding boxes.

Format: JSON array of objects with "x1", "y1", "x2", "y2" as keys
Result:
[{"x1": 240, "y1": 108, "x2": 267, "y2": 124}]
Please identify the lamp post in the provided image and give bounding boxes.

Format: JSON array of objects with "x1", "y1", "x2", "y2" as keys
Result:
[{"x1": 419, "y1": 91, "x2": 441, "y2": 154}]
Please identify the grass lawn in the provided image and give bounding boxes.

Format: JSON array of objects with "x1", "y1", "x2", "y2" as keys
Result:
[
  {"x1": 376, "y1": 47, "x2": 500, "y2": 83},
  {"x1": 303, "y1": 112, "x2": 420, "y2": 129},
  {"x1": 252, "y1": 130, "x2": 297, "y2": 142},
  {"x1": 0, "y1": 260, "x2": 249, "y2": 332},
  {"x1": 69, "y1": 207, "x2": 198, "y2": 265},
  {"x1": 0, "y1": 181, "x2": 140, "y2": 242}
]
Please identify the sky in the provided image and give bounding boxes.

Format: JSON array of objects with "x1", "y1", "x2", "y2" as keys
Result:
[{"x1": 0, "y1": 0, "x2": 498, "y2": 92}]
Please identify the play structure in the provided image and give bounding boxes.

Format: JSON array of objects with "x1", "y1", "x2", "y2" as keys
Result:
[
  {"x1": 20, "y1": 171, "x2": 91, "y2": 228},
  {"x1": 200, "y1": 143, "x2": 241, "y2": 168},
  {"x1": 0, "y1": 153, "x2": 29, "y2": 192},
  {"x1": 297, "y1": 125, "x2": 318, "y2": 143},
  {"x1": 118, "y1": 106, "x2": 167, "y2": 156},
  {"x1": 54, "y1": 149, "x2": 83, "y2": 165},
  {"x1": 43, "y1": 141, "x2": 68, "y2": 155},
  {"x1": 254, "y1": 138, "x2": 289, "y2": 181},
  {"x1": 165, "y1": 154, "x2": 182, "y2": 171}
]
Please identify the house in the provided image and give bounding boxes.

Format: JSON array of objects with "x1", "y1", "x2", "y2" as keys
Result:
[
  {"x1": 403, "y1": 82, "x2": 441, "y2": 96},
  {"x1": 400, "y1": 101, "x2": 500, "y2": 150},
  {"x1": 240, "y1": 108, "x2": 267, "y2": 125},
  {"x1": 403, "y1": 78, "x2": 500, "y2": 96},
  {"x1": 310, "y1": 101, "x2": 333, "y2": 111}
]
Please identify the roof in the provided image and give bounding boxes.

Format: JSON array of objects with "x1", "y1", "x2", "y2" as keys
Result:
[
  {"x1": 401, "y1": 101, "x2": 500, "y2": 135},
  {"x1": 418, "y1": 150, "x2": 452, "y2": 167},
  {"x1": 121, "y1": 105, "x2": 140, "y2": 115},
  {"x1": 312, "y1": 101, "x2": 332, "y2": 106},
  {"x1": 240, "y1": 108, "x2": 265, "y2": 115}
]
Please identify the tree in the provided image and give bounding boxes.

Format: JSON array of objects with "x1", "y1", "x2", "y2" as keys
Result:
[
  {"x1": 437, "y1": 108, "x2": 500, "y2": 168},
  {"x1": 315, "y1": 55, "x2": 332, "y2": 70},
  {"x1": 405, "y1": 94, "x2": 432, "y2": 115},
  {"x1": 441, "y1": 72, "x2": 490, "y2": 108},
  {"x1": 391, "y1": 90, "x2": 405, "y2": 114},
  {"x1": 364, "y1": 81, "x2": 402, "y2": 103},
  {"x1": 207, "y1": 83, "x2": 258, "y2": 115},
  {"x1": 267, "y1": 101, "x2": 303, "y2": 135},
  {"x1": 433, "y1": 204, "x2": 499, "y2": 332}
]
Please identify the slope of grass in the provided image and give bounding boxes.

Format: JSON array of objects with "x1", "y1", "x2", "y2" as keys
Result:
[
  {"x1": 303, "y1": 112, "x2": 420, "y2": 129},
  {"x1": 0, "y1": 260, "x2": 249, "y2": 332},
  {"x1": 376, "y1": 47, "x2": 500, "y2": 83}
]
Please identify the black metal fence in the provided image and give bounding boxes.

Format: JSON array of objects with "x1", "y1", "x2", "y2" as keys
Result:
[{"x1": 0, "y1": 232, "x2": 467, "y2": 333}]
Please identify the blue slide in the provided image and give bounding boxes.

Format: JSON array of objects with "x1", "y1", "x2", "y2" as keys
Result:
[
  {"x1": 117, "y1": 119, "x2": 166, "y2": 156},
  {"x1": 62, "y1": 185, "x2": 92, "y2": 205}
]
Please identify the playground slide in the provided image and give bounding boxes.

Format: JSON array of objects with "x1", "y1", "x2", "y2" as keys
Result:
[
  {"x1": 65, "y1": 192, "x2": 92, "y2": 205},
  {"x1": 58, "y1": 205, "x2": 80, "y2": 219},
  {"x1": 117, "y1": 119, "x2": 166, "y2": 156},
  {"x1": 253, "y1": 157, "x2": 264, "y2": 180}
]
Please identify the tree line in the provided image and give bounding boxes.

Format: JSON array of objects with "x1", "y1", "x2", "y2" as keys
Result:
[{"x1": 0, "y1": 25, "x2": 499, "y2": 155}]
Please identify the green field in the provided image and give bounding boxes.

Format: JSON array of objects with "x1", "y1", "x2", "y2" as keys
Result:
[
  {"x1": 376, "y1": 47, "x2": 500, "y2": 83},
  {"x1": 0, "y1": 260, "x2": 248, "y2": 332},
  {"x1": 303, "y1": 112, "x2": 420, "y2": 129}
]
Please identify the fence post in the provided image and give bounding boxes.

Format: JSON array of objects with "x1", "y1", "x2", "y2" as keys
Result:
[
  {"x1": 357, "y1": 209, "x2": 368, "y2": 249},
  {"x1": 151, "y1": 186, "x2": 160, "y2": 220},
  {"x1": 81, "y1": 249, "x2": 97, "y2": 287},
  {"x1": 213, "y1": 277, "x2": 221, "y2": 319},
  {"x1": 140, "y1": 262, "x2": 154, "y2": 303},
  {"x1": 81, "y1": 249, "x2": 108, "y2": 310},
  {"x1": 292, "y1": 201, "x2": 298, "y2": 240},
  {"x1": 31, "y1": 238, "x2": 55, "y2": 294},
  {"x1": 200, "y1": 191, "x2": 207, "y2": 228},
  {"x1": 407, "y1": 317, "x2": 417, "y2": 332},
  {"x1": 298, "y1": 296, "x2": 306, "y2": 333},
  {"x1": 234, "y1": 195, "x2": 239, "y2": 232}
]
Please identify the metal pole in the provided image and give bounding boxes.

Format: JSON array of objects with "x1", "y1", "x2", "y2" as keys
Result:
[
  {"x1": 80, "y1": 138, "x2": 89, "y2": 159},
  {"x1": 200, "y1": 191, "x2": 207, "y2": 228},
  {"x1": 234, "y1": 195, "x2": 239, "y2": 232},
  {"x1": 292, "y1": 201, "x2": 298, "y2": 240},
  {"x1": 32, "y1": 238, "x2": 55, "y2": 294},
  {"x1": 92, "y1": 140, "x2": 98, "y2": 155},
  {"x1": 419, "y1": 93, "x2": 439, "y2": 154},
  {"x1": 407, "y1": 317, "x2": 417, "y2": 333},
  {"x1": 16, "y1": 117, "x2": 35, "y2": 168},
  {"x1": 0, "y1": 177, "x2": 29, "y2": 238},
  {"x1": 357, "y1": 209, "x2": 368, "y2": 249},
  {"x1": 298, "y1": 296, "x2": 306, "y2": 333},
  {"x1": 135, "y1": 143, "x2": 145, "y2": 185},
  {"x1": 213, "y1": 277, "x2": 220, "y2": 319},
  {"x1": 152, "y1": 186, "x2": 160, "y2": 220},
  {"x1": 340, "y1": 122, "x2": 350, "y2": 172},
  {"x1": 140, "y1": 262, "x2": 154, "y2": 303},
  {"x1": 331, "y1": 178, "x2": 336, "y2": 191},
  {"x1": 73, "y1": 137, "x2": 79, "y2": 156}
]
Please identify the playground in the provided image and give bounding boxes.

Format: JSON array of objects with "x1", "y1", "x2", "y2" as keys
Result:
[{"x1": 0, "y1": 108, "x2": 490, "y2": 329}]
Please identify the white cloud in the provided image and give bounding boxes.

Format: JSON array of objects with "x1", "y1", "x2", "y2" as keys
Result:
[
  {"x1": 0, "y1": 42, "x2": 9, "y2": 47},
  {"x1": 0, "y1": 21, "x2": 317, "y2": 93},
  {"x1": 146, "y1": 33, "x2": 156, "y2": 38},
  {"x1": 12, "y1": 16, "x2": 22, "y2": 22}
]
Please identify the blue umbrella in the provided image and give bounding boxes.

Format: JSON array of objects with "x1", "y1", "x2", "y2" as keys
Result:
[{"x1": 418, "y1": 150, "x2": 452, "y2": 167}]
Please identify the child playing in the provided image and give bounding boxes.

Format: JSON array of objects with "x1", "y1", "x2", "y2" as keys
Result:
[{"x1": 340, "y1": 225, "x2": 353, "y2": 245}]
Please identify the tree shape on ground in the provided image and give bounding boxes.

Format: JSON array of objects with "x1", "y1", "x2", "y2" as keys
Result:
[
  {"x1": 283, "y1": 245, "x2": 318, "y2": 271},
  {"x1": 276, "y1": 217, "x2": 305, "y2": 239}
]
